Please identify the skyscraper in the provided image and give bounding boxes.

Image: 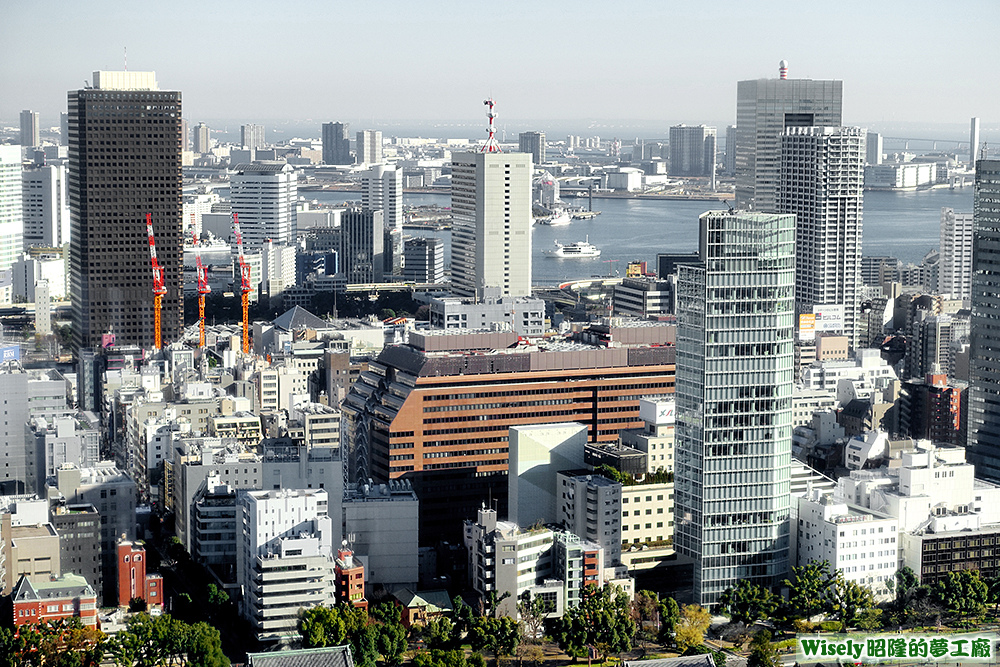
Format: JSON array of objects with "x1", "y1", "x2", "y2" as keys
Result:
[
  {"x1": 356, "y1": 130, "x2": 383, "y2": 166},
  {"x1": 361, "y1": 164, "x2": 402, "y2": 231},
  {"x1": 450, "y1": 151, "x2": 532, "y2": 299},
  {"x1": 403, "y1": 237, "x2": 445, "y2": 283},
  {"x1": 940, "y1": 207, "x2": 974, "y2": 301},
  {"x1": 518, "y1": 131, "x2": 545, "y2": 165},
  {"x1": 0, "y1": 145, "x2": 24, "y2": 271},
  {"x1": 20, "y1": 110, "x2": 40, "y2": 148},
  {"x1": 674, "y1": 210, "x2": 795, "y2": 605},
  {"x1": 241, "y1": 123, "x2": 265, "y2": 151},
  {"x1": 778, "y1": 126, "x2": 865, "y2": 349},
  {"x1": 971, "y1": 118, "x2": 981, "y2": 166},
  {"x1": 340, "y1": 208, "x2": 384, "y2": 284},
  {"x1": 735, "y1": 68, "x2": 843, "y2": 211},
  {"x1": 22, "y1": 164, "x2": 69, "y2": 248},
  {"x1": 68, "y1": 70, "x2": 183, "y2": 349},
  {"x1": 866, "y1": 131, "x2": 883, "y2": 166},
  {"x1": 668, "y1": 125, "x2": 717, "y2": 178},
  {"x1": 322, "y1": 122, "x2": 352, "y2": 165},
  {"x1": 193, "y1": 122, "x2": 210, "y2": 154},
  {"x1": 967, "y1": 160, "x2": 1000, "y2": 480},
  {"x1": 230, "y1": 162, "x2": 297, "y2": 250}
]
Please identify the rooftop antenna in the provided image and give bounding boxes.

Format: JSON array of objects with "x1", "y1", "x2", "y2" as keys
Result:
[
  {"x1": 124, "y1": 46, "x2": 127, "y2": 71},
  {"x1": 480, "y1": 98, "x2": 502, "y2": 153},
  {"x1": 779, "y1": 59, "x2": 788, "y2": 79}
]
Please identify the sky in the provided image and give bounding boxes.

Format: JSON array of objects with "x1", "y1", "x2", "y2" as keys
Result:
[{"x1": 2, "y1": 0, "x2": 998, "y2": 138}]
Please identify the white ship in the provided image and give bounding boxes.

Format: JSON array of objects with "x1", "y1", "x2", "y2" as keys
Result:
[
  {"x1": 537, "y1": 210, "x2": 571, "y2": 226},
  {"x1": 543, "y1": 237, "x2": 601, "y2": 258}
]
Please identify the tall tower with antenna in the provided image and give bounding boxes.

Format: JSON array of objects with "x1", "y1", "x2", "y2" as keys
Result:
[{"x1": 480, "y1": 98, "x2": 502, "y2": 153}]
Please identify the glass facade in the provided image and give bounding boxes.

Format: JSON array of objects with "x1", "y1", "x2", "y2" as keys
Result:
[{"x1": 674, "y1": 211, "x2": 795, "y2": 605}]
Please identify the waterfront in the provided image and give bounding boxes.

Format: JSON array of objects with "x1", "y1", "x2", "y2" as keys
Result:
[{"x1": 303, "y1": 187, "x2": 976, "y2": 287}]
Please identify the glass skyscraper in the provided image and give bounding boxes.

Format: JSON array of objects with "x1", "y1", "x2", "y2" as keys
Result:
[
  {"x1": 967, "y1": 160, "x2": 1000, "y2": 480},
  {"x1": 674, "y1": 210, "x2": 796, "y2": 605}
]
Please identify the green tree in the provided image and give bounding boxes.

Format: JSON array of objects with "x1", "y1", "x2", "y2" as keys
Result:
[
  {"x1": 828, "y1": 574, "x2": 876, "y2": 632},
  {"x1": 855, "y1": 608, "x2": 884, "y2": 632},
  {"x1": 424, "y1": 617, "x2": 457, "y2": 650},
  {"x1": 674, "y1": 604, "x2": 711, "y2": 653},
  {"x1": 469, "y1": 616, "x2": 520, "y2": 665},
  {"x1": 518, "y1": 591, "x2": 554, "y2": 641},
  {"x1": 185, "y1": 622, "x2": 230, "y2": 667},
  {"x1": 718, "y1": 580, "x2": 778, "y2": 625},
  {"x1": 551, "y1": 585, "x2": 635, "y2": 660},
  {"x1": 932, "y1": 569, "x2": 989, "y2": 623},
  {"x1": 782, "y1": 560, "x2": 834, "y2": 622},
  {"x1": 299, "y1": 606, "x2": 348, "y2": 648},
  {"x1": 746, "y1": 631, "x2": 780, "y2": 667},
  {"x1": 129, "y1": 597, "x2": 148, "y2": 613},
  {"x1": 370, "y1": 604, "x2": 407, "y2": 666},
  {"x1": 482, "y1": 590, "x2": 512, "y2": 618},
  {"x1": 452, "y1": 595, "x2": 476, "y2": 638},
  {"x1": 657, "y1": 596, "x2": 680, "y2": 646}
]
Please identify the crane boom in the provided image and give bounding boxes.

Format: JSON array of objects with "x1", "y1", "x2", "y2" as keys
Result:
[
  {"x1": 232, "y1": 213, "x2": 251, "y2": 354},
  {"x1": 193, "y1": 233, "x2": 211, "y2": 348},
  {"x1": 146, "y1": 213, "x2": 167, "y2": 350}
]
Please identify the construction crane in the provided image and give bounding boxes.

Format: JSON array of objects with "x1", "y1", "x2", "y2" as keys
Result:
[
  {"x1": 145, "y1": 213, "x2": 168, "y2": 350},
  {"x1": 193, "y1": 233, "x2": 211, "y2": 348},
  {"x1": 232, "y1": 212, "x2": 252, "y2": 354}
]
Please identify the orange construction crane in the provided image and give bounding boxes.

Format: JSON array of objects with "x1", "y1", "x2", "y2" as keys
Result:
[
  {"x1": 193, "y1": 233, "x2": 211, "y2": 348},
  {"x1": 232, "y1": 212, "x2": 252, "y2": 354},
  {"x1": 145, "y1": 213, "x2": 168, "y2": 350}
]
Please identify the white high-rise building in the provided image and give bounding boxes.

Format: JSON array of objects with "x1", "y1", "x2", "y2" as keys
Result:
[
  {"x1": 22, "y1": 165, "x2": 69, "y2": 249},
  {"x1": 778, "y1": 126, "x2": 865, "y2": 349},
  {"x1": 674, "y1": 210, "x2": 796, "y2": 605},
  {"x1": 939, "y1": 207, "x2": 974, "y2": 301},
  {"x1": 866, "y1": 131, "x2": 883, "y2": 166},
  {"x1": 0, "y1": 145, "x2": 24, "y2": 272},
  {"x1": 240, "y1": 124, "x2": 265, "y2": 151},
  {"x1": 237, "y1": 488, "x2": 336, "y2": 642},
  {"x1": 361, "y1": 164, "x2": 402, "y2": 231},
  {"x1": 356, "y1": 130, "x2": 383, "y2": 166},
  {"x1": 230, "y1": 162, "x2": 297, "y2": 250},
  {"x1": 450, "y1": 151, "x2": 532, "y2": 299},
  {"x1": 340, "y1": 208, "x2": 384, "y2": 284},
  {"x1": 735, "y1": 68, "x2": 843, "y2": 212},
  {"x1": 193, "y1": 122, "x2": 210, "y2": 154}
]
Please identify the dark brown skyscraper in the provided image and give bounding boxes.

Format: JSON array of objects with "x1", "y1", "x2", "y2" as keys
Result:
[{"x1": 68, "y1": 71, "x2": 183, "y2": 349}]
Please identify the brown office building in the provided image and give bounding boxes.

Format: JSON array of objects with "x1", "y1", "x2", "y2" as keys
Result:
[
  {"x1": 68, "y1": 70, "x2": 183, "y2": 349},
  {"x1": 342, "y1": 321, "x2": 676, "y2": 544}
]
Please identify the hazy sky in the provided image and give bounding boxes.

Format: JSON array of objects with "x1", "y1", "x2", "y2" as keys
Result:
[{"x1": 3, "y1": 0, "x2": 997, "y2": 135}]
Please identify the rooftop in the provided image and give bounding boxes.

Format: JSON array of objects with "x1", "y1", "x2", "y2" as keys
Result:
[
  {"x1": 12, "y1": 573, "x2": 95, "y2": 601},
  {"x1": 247, "y1": 646, "x2": 354, "y2": 667}
]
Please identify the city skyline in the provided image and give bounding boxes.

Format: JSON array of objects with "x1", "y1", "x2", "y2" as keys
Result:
[{"x1": 2, "y1": 0, "x2": 998, "y2": 133}]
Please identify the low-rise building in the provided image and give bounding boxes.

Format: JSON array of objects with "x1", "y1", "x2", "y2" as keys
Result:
[
  {"x1": 612, "y1": 277, "x2": 675, "y2": 319},
  {"x1": 8, "y1": 573, "x2": 98, "y2": 628},
  {"x1": 428, "y1": 293, "x2": 546, "y2": 336},
  {"x1": 334, "y1": 547, "x2": 367, "y2": 610},
  {"x1": 117, "y1": 539, "x2": 163, "y2": 608}
]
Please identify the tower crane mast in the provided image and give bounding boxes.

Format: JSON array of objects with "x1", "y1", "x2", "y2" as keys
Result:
[
  {"x1": 233, "y1": 213, "x2": 252, "y2": 354},
  {"x1": 193, "y1": 233, "x2": 211, "y2": 348},
  {"x1": 145, "y1": 213, "x2": 168, "y2": 350}
]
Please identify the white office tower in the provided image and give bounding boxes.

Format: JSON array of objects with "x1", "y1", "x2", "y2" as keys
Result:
[
  {"x1": 20, "y1": 110, "x2": 40, "y2": 148},
  {"x1": 356, "y1": 130, "x2": 383, "y2": 166},
  {"x1": 778, "y1": 126, "x2": 865, "y2": 350},
  {"x1": 22, "y1": 165, "x2": 69, "y2": 249},
  {"x1": 450, "y1": 151, "x2": 532, "y2": 299},
  {"x1": 940, "y1": 207, "x2": 974, "y2": 301},
  {"x1": 193, "y1": 122, "x2": 210, "y2": 154},
  {"x1": 735, "y1": 65, "x2": 843, "y2": 211},
  {"x1": 237, "y1": 488, "x2": 337, "y2": 642},
  {"x1": 0, "y1": 146, "x2": 24, "y2": 272},
  {"x1": 674, "y1": 210, "x2": 796, "y2": 606},
  {"x1": 361, "y1": 164, "x2": 402, "y2": 231},
  {"x1": 240, "y1": 123, "x2": 265, "y2": 151},
  {"x1": 35, "y1": 280, "x2": 51, "y2": 336},
  {"x1": 968, "y1": 160, "x2": 1000, "y2": 480},
  {"x1": 230, "y1": 162, "x2": 297, "y2": 250}
]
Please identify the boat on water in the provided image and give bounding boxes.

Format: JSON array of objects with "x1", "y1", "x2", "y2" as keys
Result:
[
  {"x1": 537, "y1": 210, "x2": 571, "y2": 226},
  {"x1": 543, "y1": 237, "x2": 601, "y2": 258}
]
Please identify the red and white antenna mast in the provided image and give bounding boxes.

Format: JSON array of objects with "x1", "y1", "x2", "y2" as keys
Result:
[
  {"x1": 480, "y1": 98, "x2": 502, "y2": 153},
  {"x1": 779, "y1": 60, "x2": 789, "y2": 80}
]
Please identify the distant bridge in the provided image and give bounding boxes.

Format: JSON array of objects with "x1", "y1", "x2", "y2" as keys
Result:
[{"x1": 882, "y1": 137, "x2": 973, "y2": 152}]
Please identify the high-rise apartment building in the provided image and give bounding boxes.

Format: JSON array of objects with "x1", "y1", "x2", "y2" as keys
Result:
[
  {"x1": 940, "y1": 207, "x2": 974, "y2": 301},
  {"x1": 675, "y1": 210, "x2": 795, "y2": 605},
  {"x1": 230, "y1": 162, "x2": 297, "y2": 250},
  {"x1": 20, "y1": 110, "x2": 40, "y2": 148},
  {"x1": 322, "y1": 122, "x2": 352, "y2": 165},
  {"x1": 450, "y1": 151, "x2": 532, "y2": 299},
  {"x1": 735, "y1": 71, "x2": 843, "y2": 211},
  {"x1": 240, "y1": 124, "x2": 265, "y2": 151},
  {"x1": 724, "y1": 126, "x2": 737, "y2": 174},
  {"x1": 778, "y1": 126, "x2": 865, "y2": 349},
  {"x1": 518, "y1": 131, "x2": 545, "y2": 165},
  {"x1": 22, "y1": 165, "x2": 69, "y2": 248},
  {"x1": 0, "y1": 146, "x2": 23, "y2": 271},
  {"x1": 340, "y1": 208, "x2": 384, "y2": 284},
  {"x1": 866, "y1": 131, "x2": 883, "y2": 166},
  {"x1": 967, "y1": 160, "x2": 1000, "y2": 480},
  {"x1": 668, "y1": 125, "x2": 717, "y2": 178},
  {"x1": 68, "y1": 71, "x2": 183, "y2": 349},
  {"x1": 356, "y1": 130, "x2": 382, "y2": 166},
  {"x1": 192, "y1": 122, "x2": 210, "y2": 154},
  {"x1": 361, "y1": 164, "x2": 402, "y2": 231}
]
